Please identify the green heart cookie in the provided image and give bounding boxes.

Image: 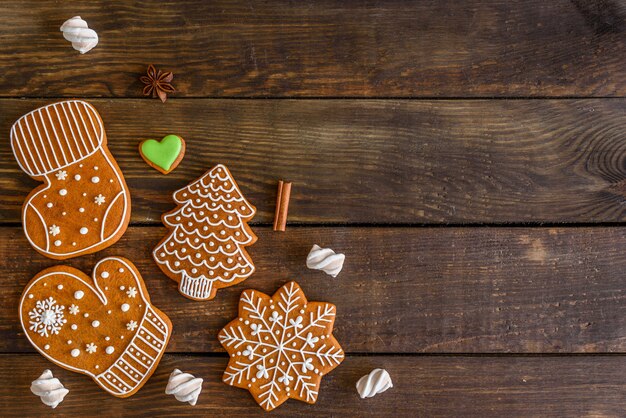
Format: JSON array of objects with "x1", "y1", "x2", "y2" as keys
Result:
[{"x1": 140, "y1": 135, "x2": 184, "y2": 174}]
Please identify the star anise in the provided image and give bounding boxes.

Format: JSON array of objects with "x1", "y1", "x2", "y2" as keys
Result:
[{"x1": 140, "y1": 64, "x2": 175, "y2": 103}]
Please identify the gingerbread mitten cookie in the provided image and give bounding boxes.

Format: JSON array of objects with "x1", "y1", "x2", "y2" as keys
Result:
[
  {"x1": 219, "y1": 282, "x2": 344, "y2": 411},
  {"x1": 10, "y1": 100, "x2": 131, "y2": 260},
  {"x1": 19, "y1": 257, "x2": 172, "y2": 398},
  {"x1": 153, "y1": 164, "x2": 257, "y2": 301}
]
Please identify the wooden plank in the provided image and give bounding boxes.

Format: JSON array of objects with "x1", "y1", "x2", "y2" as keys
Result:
[
  {"x1": 2, "y1": 99, "x2": 626, "y2": 224},
  {"x1": 2, "y1": 226, "x2": 625, "y2": 353},
  {"x1": 0, "y1": 1, "x2": 624, "y2": 98},
  {"x1": 0, "y1": 354, "x2": 623, "y2": 416}
]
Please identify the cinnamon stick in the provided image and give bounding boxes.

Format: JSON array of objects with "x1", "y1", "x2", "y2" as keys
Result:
[{"x1": 273, "y1": 180, "x2": 292, "y2": 231}]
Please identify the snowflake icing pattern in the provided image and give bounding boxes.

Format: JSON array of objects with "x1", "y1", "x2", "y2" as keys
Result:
[
  {"x1": 218, "y1": 281, "x2": 344, "y2": 411},
  {"x1": 28, "y1": 297, "x2": 67, "y2": 337}
]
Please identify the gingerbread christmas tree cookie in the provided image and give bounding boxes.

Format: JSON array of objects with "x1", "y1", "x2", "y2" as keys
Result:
[
  {"x1": 19, "y1": 257, "x2": 172, "y2": 398},
  {"x1": 153, "y1": 164, "x2": 257, "y2": 301},
  {"x1": 218, "y1": 281, "x2": 344, "y2": 411},
  {"x1": 10, "y1": 100, "x2": 131, "y2": 260}
]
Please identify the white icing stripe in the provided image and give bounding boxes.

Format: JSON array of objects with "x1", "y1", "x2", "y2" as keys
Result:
[
  {"x1": 28, "y1": 202, "x2": 50, "y2": 251},
  {"x1": 17, "y1": 122, "x2": 43, "y2": 173},
  {"x1": 59, "y1": 101, "x2": 85, "y2": 158},
  {"x1": 23, "y1": 115, "x2": 50, "y2": 172},
  {"x1": 38, "y1": 109, "x2": 62, "y2": 167},
  {"x1": 74, "y1": 101, "x2": 96, "y2": 150},
  {"x1": 11, "y1": 125, "x2": 33, "y2": 173},
  {"x1": 140, "y1": 322, "x2": 165, "y2": 344},
  {"x1": 31, "y1": 111, "x2": 56, "y2": 170},
  {"x1": 136, "y1": 334, "x2": 160, "y2": 352},
  {"x1": 45, "y1": 106, "x2": 69, "y2": 165},
  {"x1": 114, "y1": 363, "x2": 140, "y2": 383},
  {"x1": 161, "y1": 245, "x2": 251, "y2": 269},
  {"x1": 52, "y1": 104, "x2": 77, "y2": 161},
  {"x1": 155, "y1": 233, "x2": 241, "y2": 255},
  {"x1": 128, "y1": 344, "x2": 154, "y2": 367},
  {"x1": 161, "y1": 224, "x2": 254, "y2": 244},
  {"x1": 179, "y1": 275, "x2": 214, "y2": 300},
  {"x1": 101, "y1": 190, "x2": 124, "y2": 240},
  {"x1": 164, "y1": 209, "x2": 245, "y2": 228},
  {"x1": 119, "y1": 358, "x2": 143, "y2": 378},
  {"x1": 64, "y1": 101, "x2": 90, "y2": 155},
  {"x1": 83, "y1": 101, "x2": 103, "y2": 143},
  {"x1": 107, "y1": 370, "x2": 133, "y2": 390}
]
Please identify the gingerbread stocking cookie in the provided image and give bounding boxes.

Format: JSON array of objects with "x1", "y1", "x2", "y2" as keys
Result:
[
  {"x1": 19, "y1": 257, "x2": 172, "y2": 398},
  {"x1": 153, "y1": 164, "x2": 257, "y2": 301},
  {"x1": 10, "y1": 100, "x2": 131, "y2": 260}
]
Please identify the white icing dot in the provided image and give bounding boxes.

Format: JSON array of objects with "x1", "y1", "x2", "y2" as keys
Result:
[
  {"x1": 160, "y1": 252, "x2": 165, "y2": 257},
  {"x1": 109, "y1": 179, "x2": 113, "y2": 183},
  {"x1": 79, "y1": 207, "x2": 85, "y2": 213},
  {"x1": 119, "y1": 268, "x2": 124, "y2": 273},
  {"x1": 82, "y1": 192, "x2": 87, "y2": 197},
  {"x1": 94, "y1": 166, "x2": 98, "y2": 170},
  {"x1": 83, "y1": 313, "x2": 89, "y2": 318},
  {"x1": 106, "y1": 346, "x2": 115, "y2": 354},
  {"x1": 196, "y1": 253, "x2": 201, "y2": 258},
  {"x1": 105, "y1": 336, "x2": 110, "y2": 341},
  {"x1": 57, "y1": 284, "x2": 63, "y2": 290},
  {"x1": 62, "y1": 212, "x2": 66, "y2": 216},
  {"x1": 101, "y1": 271, "x2": 109, "y2": 278},
  {"x1": 46, "y1": 202, "x2": 53, "y2": 208},
  {"x1": 79, "y1": 164, "x2": 83, "y2": 168},
  {"x1": 209, "y1": 256, "x2": 215, "y2": 262},
  {"x1": 59, "y1": 189, "x2": 67, "y2": 196},
  {"x1": 54, "y1": 240, "x2": 61, "y2": 246},
  {"x1": 71, "y1": 324, "x2": 77, "y2": 330},
  {"x1": 95, "y1": 365, "x2": 99, "y2": 369},
  {"x1": 74, "y1": 290, "x2": 84, "y2": 299},
  {"x1": 71, "y1": 349, "x2": 80, "y2": 357},
  {"x1": 175, "y1": 216, "x2": 181, "y2": 221},
  {"x1": 92, "y1": 320, "x2": 100, "y2": 328},
  {"x1": 120, "y1": 286, "x2": 125, "y2": 290},
  {"x1": 181, "y1": 248, "x2": 186, "y2": 253},
  {"x1": 191, "y1": 268, "x2": 197, "y2": 274},
  {"x1": 28, "y1": 294, "x2": 33, "y2": 299},
  {"x1": 121, "y1": 303, "x2": 130, "y2": 312},
  {"x1": 93, "y1": 218, "x2": 98, "y2": 222},
  {"x1": 67, "y1": 340, "x2": 72, "y2": 344},
  {"x1": 80, "y1": 227, "x2": 88, "y2": 234},
  {"x1": 174, "y1": 261, "x2": 180, "y2": 267},
  {"x1": 74, "y1": 174, "x2": 81, "y2": 180},
  {"x1": 72, "y1": 242, "x2": 76, "y2": 246},
  {"x1": 44, "y1": 344, "x2": 50, "y2": 350},
  {"x1": 91, "y1": 176, "x2": 100, "y2": 183}
]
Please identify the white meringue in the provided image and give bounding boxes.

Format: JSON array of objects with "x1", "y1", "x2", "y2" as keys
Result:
[
  {"x1": 306, "y1": 244, "x2": 345, "y2": 277},
  {"x1": 356, "y1": 368, "x2": 393, "y2": 399},
  {"x1": 30, "y1": 369, "x2": 69, "y2": 408},
  {"x1": 60, "y1": 16, "x2": 98, "y2": 54},
  {"x1": 165, "y1": 369, "x2": 203, "y2": 406}
]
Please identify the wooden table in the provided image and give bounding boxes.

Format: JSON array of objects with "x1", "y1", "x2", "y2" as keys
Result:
[{"x1": 1, "y1": 1, "x2": 625, "y2": 416}]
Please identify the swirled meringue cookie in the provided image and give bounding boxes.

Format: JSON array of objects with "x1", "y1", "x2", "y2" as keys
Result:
[
  {"x1": 31, "y1": 369, "x2": 69, "y2": 408},
  {"x1": 306, "y1": 244, "x2": 345, "y2": 277},
  {"x1": 356, "y1": 368, "x2": 393, "y2": 399},
  {"x1": 60, "y1": 16, "x2": 98, "y2": 54},
  {"x1": 165, "y1": 369, "x2": 203, "y2": 406}
]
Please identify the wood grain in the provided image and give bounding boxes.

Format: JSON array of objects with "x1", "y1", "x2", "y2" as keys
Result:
[
  {"x1": 2, "y1": 226, "x2": 625, "y2": 354},
  {"x1": 1, "y1": 354, "x2": 624, "y2": 416},
  {"x1": 0, "y1": 1, "x2": 624, "y2": 98},
  {"x1": 2, "y1": 99, "x2": 626, "y2": 224}
]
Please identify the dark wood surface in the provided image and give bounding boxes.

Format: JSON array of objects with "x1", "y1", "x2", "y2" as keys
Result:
[
  {"x1": 1, "y1": 1, "x2": 625, "y2": 416},
  {"x1": 2, "y1": 99, "x2": 626, "y2": 224},
  {"x1": 0, "y1": 1, "x2": 624, "y2": 97}
]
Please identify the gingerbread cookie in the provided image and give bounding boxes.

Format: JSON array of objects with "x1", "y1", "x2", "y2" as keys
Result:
[
  {"x1": 219, "y1": 281, "x2": 344, "y2": 411},
  {"x1": 139, "y1": 134, "x2": 185, "y2": 174},
  {"x1": 153, "y1": 164, "x2": 257, "y2": 301},
  {"x1": 19, "y1": 257, "x2": 172, "y2": 398},
  {"x1": 10, "y1": 100, "x2": 131, "y2": 260}
]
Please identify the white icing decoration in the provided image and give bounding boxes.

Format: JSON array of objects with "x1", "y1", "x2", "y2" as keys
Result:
[
  {"x1": 57, "y1": 284, "x2": 63, "y2": 290},
  {"x1": 79, "y1": 207, "x2": 85, "y2": 213},
  {"x1": 68, "y1": 304, "x2": 79, "y2": 315},
  {"x1": 60, "y1": 16, "x2": 98, "y2": 54},
  {"x1": 121, "y1": 303, "x2": 130, "y2": 312},
  {"x1": 44, "y1": 344, "x2": 50, "y2": 349},
  {"x1": 48, "y1": 225, "x2": 60, "y2": 236},
  {"x1": 126, "y1": 320, "x2": 138, "y2": 331},
  {"x1": 94, "y1": 194, "x2": 106, "y2": 205},
  {"x1": 101, "y1": 271, "x2": 109, "y2": 278},
  {"x1": 91, "y1": 176, "x2": 100, "y2": 183},
  {"x1": 31, "y1": 369, "x2": 69, "y2": 408},
  {"x1": 71, "y1": 324, "x2": 77, "y2": 330},
  {"x1": 126, "y1": 287, "x2": 138, "y2": 298},
  {"x1": 55, "y1": 170, "x2": 67, "y2": 180},
  {"x1": 306, "y1": 245, "x2": 345, "y2": 277},
  {"x1": 71, "y1": 348, "x2": 80, "y2": 357},
  {"x1": 165, "y1": 369, "x2": 203, "y2": 406},
  {"x1": 92, "y1": 320, "x2": 100, "y2": 328},
  {"x1": 86, "y1": 343, "x2": 97, "y2": 353},
  {"x1": 356, "y1": 369, "x2": 393, "y2": 399},
  {"x1": 219, "y1": 282, "x2": 343, "y2": 410},
  {"x1": 47, "y1": 202, "x2": 53, "y2": 208},
  {"x1": 74, "y1": 174, "x2": 81, "y2": 180},
  {"x1": 80, "y1": 227, "x2": 88, "y2": 235},
  {"x1": 54, "y1": 240, "x2": 61, "y2": 247},
  {"x1": 74, "y1": 290, "x2": 84, "y2": 299},
  {"x1": 59, "y1": 189, "x2": 67, "y2": 196},
  {"x1": 105, "y1": 346, "x2": 115, "y2": 354},
  {"x1": 28, "y1": 297, "x2": 67, "y2": 337}
]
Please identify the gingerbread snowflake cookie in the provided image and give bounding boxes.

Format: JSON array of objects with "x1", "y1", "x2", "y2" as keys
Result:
[
  {"x1": 19, "y1": 257, "x2": 172, "y2": 398},
  {"x1": 153, "y1": 164, "x2": 257, "y2": 301},
  {"x1": 219, "y1": 281, "x2": 344, "y2": 411},
  {"x1": 10, "y1": 100, "x2": 131, "y2": 260}
]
